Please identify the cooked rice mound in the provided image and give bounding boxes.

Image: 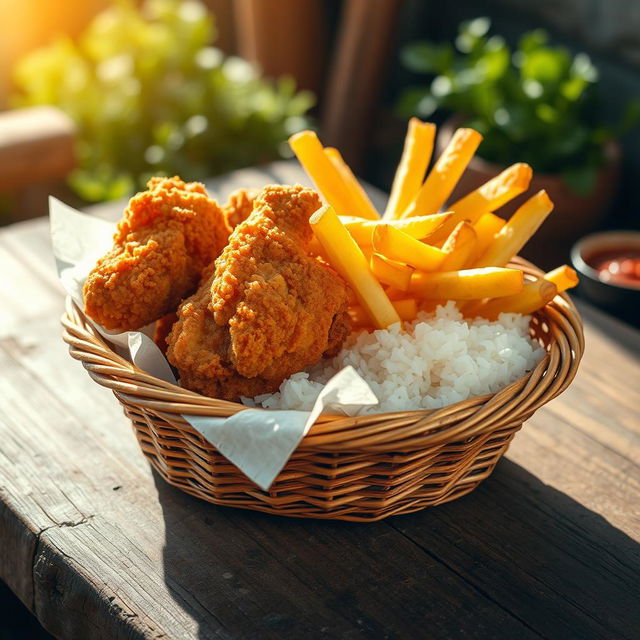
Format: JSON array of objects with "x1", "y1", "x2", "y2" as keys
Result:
[{"x1": 250, "y1": 302, "x2": 545, "y2": 414}]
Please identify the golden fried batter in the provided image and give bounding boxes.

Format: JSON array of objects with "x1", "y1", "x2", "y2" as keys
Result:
[
  {"x1": 83, "y1": 177, "x2": 228, "y2": 331},
  {"x1": 166, "y1": 184, "x2": 351, "y2": 400},
  {"x1": 222, "y1": 187, "x2": 259, "y2": 231}
]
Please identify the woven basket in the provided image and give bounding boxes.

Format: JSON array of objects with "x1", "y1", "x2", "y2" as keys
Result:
[{"x1": 61, "y1": 258, "x2": 584, "y2": 522}]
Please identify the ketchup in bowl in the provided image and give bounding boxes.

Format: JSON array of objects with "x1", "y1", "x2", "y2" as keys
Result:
[
  {"x1": 571, "y1": 231, "x2": 640, "y2": 327},
  {"x1": 587, "y1": 248, "x2": 640, "y2": 289}
]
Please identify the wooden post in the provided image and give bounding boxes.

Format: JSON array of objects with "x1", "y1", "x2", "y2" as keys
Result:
[
  {"x1": 321, "y1": 0, "x2": 403, "y2": 172},
  {"x1": 202, "y1": 0, "x2": 237, "y2": 54},
  {"x1": 233, "y1": 0, "x2": 326, "y2": 94}
]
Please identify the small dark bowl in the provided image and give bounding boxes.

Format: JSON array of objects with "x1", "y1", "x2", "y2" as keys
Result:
[{"x1": 571, "y1": 230, "x2": 640, "y2": 327}]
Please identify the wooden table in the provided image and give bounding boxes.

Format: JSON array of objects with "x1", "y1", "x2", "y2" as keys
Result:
[{"x1": 1, "y1": 163, "x2": 639, "y2": 640}]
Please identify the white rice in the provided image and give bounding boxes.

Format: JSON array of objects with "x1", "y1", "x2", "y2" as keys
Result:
[{"x1": 249, "y1": 302, "x2": 545, "y2": 414}]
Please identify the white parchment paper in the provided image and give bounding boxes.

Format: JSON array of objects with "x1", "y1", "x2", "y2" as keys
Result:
[{"x1": 50, "y1": 196, "x2": 378, "y2": 490}]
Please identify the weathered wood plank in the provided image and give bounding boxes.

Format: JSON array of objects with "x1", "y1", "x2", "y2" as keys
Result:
[
  {"x1": 391, "y1": 460, "x2": 640, "y2": 640},
  {"x1": 0, "y1": 245, "x2": 61, "y2": 335},
  {"x1": 539, "y1": 302, "x2": 640, "y2": 463},
  {"x1": 159, "y1": 482, "x2": 543, "y2": 640},
  {"x1": 0, "y1": 485, "x2": 53, "y2": 610},
  {"x1": 512, "y1": 411, "x2": 640, "y2": 537},
  {"x1": 0, "y1": 216, "x2": 62, "y2": 290},
  {"x1": 0, "y1": 341, "x2": 201, "y2": 639}
]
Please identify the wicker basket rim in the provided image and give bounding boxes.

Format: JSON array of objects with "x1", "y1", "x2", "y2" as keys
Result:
[{"x1": 61, "y1": 257, "x2": 585, "y2": 446}]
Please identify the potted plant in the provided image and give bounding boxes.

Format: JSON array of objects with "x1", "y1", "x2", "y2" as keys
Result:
[
  {"x1": 397, "y1": 17, "x2": 639, "y2": 240},
  {"x1": 11, "y1": 0, "x2": 314, "y2": 203}
]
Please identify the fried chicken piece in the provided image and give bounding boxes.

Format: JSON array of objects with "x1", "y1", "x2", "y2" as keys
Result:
[
  {"x1": 166, "y1": 184, "x2": 352, "y2": 401},
  {"x1": 164, "y1": 269, "x2": 275, "y2": 400},
  {"x1": 83, "y1": 177, "x2": 228, "y2": 332},
  {"x1": 153, "y1": 312, "x2": 178, "y2": 355},
  {"x1": 222, "y1": 187, "x2": 259, "y2": 231}
]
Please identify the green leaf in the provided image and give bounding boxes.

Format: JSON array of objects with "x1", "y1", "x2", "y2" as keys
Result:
[
  {"x1": 105, "y1": 172, "x2": 136, "y2": 200},
  {"x1": 400, "y1": 42, "x2": 452, "y2": 74},
  {"x1": 518, "y1": 29, "x2": 547, "y2": 53},
  {"x1": 560, "y1": 75, "x2": 588, "y2": 102},
  {"x1": 456, "y1": 17, "x2": 491, "y2": 53},
  {"x1": 614, "y1": 99, "x2": 640, "y2": 137},
  {"x1": 11, "y1": 0, "x2": 314, "y2": 202},
  {"x1": 469, "y1": 83, "x2": 499, "y2": 121},
  {"x1": 396, "y1": 87, "x2": 437, "y2": 118},
  {"x1": 571, "y1": 53, "x2": 598, "y2": 82},
  {"x1": 466, "y1": 17, "x2": 491, "y2": 38},
  {"x1": 553, "y1": 125, "x2": 589, "y2": 157},
  {"x1": 431, "y1": 75, "x2": 452, "y2": 98},
  {"x1": 477, "y1": 40, "x2": 509, "y2": 81},
  {"x1": 561, "y1": 165, "x2": 598, "y2": 196},
  {"x1": 522, "y1": 78, "x2": 544, "y2": 99},
  {"x1": 521, "y1": 48, "x2": 570, "y2": 83},
  {"x1": 535, "y1": 103, "x2": 558, "y2": 124}
]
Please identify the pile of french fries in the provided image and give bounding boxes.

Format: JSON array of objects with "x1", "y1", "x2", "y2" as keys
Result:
[{"x1": 289, "y1": 119, "x2": 578, "y2": 330}]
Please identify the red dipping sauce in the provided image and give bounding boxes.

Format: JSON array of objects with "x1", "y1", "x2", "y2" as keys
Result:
[{"x1": 586, "y1": 247, "x2": 640, "y2": 288}]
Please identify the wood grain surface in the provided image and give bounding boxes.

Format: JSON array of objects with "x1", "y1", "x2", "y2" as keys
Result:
[{"x1": 0, "y1": 162, "x2": 638, "y2": 640}]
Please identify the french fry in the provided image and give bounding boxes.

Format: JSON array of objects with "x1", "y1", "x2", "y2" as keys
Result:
[
  {"x1": 325, "y1": 147, "x2": 380, "y2": 220},
  {"x1": 401, "y1": 128, "x2": 483, "y2": 219},
  {"x1": 310, "y1": 230, "x2": 375, "y2": 263},
  {"x1": 475, "y1": 190, "x2": 554, "y2": 267},
  {"x1": 462, "y1": 264, "x2": 577, "y2": 317},
  {"x1": 289, "y1": 131, "x2": 365, "y2": 218},
  {"x1": 432, "y1": 163, "x2": 532, "y2": 240},
  {"x1": 347, "y1": 306, "x2": 367, "y2": 326},
  {"x1": 387, "y1": 213, "x2": 453, "y2": 242},
  {"x1": 339, "y1": 215, "x2": 368, "y2": 225},
  {"x1": 439, "y1": 222, "x2": 477, "y2": 271},
  {"x1": 384, "y1": 118, "x2": 436, "y2": 219},
  {"x1": 408, "y1": 267, "x2": 524, "y2": 300},
  {"x1": 339, "y1": 213, "x2": 452, "y2": 248},
  {"x1": 385, "y1": 287, "x2": 408, "y2": 301},
  {"x1": 469, "y1": 279, "x2": 558, "y2": 319},
  {"x1": 370, "y1": 254, "x2": 414, "y2": 291},
  {"x1": 349, "y1": 298, "x2": 417, "y2": 326},
  {"x1": 310, "y1": 205, "x2": 401, "y2": 328},
  {"x1": 465, "y1": 212, "x2": 505, "y2": 267},
  {"x1": 392, "y1": 298, "x2": 418, "y2": 321},
  {"x1": 372, "y1": 224, "x2": 447, "y2": 272},
  {"x1": 418, "y1": 298, "x2": 448, "y2": 313},
  {"x1": 544, "y1": 264, "x2": 579, "y2": 292},
  {"x1": 359, "y1": 245, "x2": 374, "y2": 263}
]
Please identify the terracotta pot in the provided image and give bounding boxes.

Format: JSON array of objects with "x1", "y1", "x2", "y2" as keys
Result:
[{"x1": 436, "y1": 115, "x2": 622, "y2": 243}]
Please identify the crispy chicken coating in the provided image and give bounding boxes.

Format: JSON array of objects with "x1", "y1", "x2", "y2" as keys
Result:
[
  {"x1": 222, "y1": 187, "x2": 259, "y2": 231},
  {"x1": 83, "y1": 177, "x2": 228, "y2": 332},
  {"x1": 166, "y1": 184, "x2": 351, "y2": 400}
]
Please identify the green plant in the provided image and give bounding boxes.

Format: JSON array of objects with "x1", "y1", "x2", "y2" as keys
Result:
[
  {"x1": 12, "y1": 0, "x2": 314, "y2": 202},
  {"x1": 398, "y1": 17, "x2": 640, "y2": 195}
]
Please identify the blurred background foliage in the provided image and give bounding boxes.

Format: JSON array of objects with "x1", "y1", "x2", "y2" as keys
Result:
[
  {"x1": 11, "y1": 0, "x2": 314, "y2": 202},
  {"x1": 397, "y1": 17, "x2": 640, "y2": 195},
  {"x1": 1, "y1": 0, "x2": 640, "y2": 229}
]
